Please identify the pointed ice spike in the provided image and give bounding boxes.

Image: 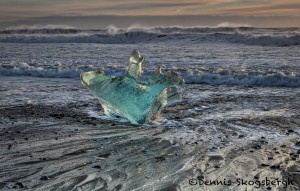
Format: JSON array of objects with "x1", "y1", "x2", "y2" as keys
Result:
[
  {"x1": 127, "y1": 49, "x2": 144, "y2": 79},
  {"x1": 156, "y1": 66, "x2": 162, "y2": 74}
]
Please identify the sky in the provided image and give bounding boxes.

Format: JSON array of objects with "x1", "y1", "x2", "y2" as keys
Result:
[{"x1": 0, "y1": 0, "x2": 300, "y2": 29}]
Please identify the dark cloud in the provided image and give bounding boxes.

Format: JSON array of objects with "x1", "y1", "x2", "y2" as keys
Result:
[
  {"x1": 214, "y1": 2, "x2": 300, "y2": 14},
  {"x1": 258, "y1": 2, "x2": 300, "y2": 10},
  {"x1": 69, "y1": 2, "x2": 203, "y2": 12},
  {"x1": 1, "y1": 15, "x2": 300, "y2": 29}
]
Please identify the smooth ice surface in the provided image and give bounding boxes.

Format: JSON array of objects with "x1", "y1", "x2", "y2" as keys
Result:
[{"x1": 80, "y1": 50, "x2": 185, "y2": 124}]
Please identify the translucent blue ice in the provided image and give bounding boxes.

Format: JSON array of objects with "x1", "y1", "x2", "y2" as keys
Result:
[{"x1": 80, "y1": 49, "x2": 185, "y2": 124}]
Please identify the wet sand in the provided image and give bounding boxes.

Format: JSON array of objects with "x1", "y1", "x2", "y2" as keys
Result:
[{"x1": 0, "y1": 84, "x2": 299, "y2": 191}]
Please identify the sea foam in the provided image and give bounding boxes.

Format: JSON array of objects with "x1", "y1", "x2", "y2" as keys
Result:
[
  {"x1": 1, "y1": 62, "x2": 299, "y2": 87},
  {"x1": 0, "y1": 26, "x2": 299, "y2": 46}
]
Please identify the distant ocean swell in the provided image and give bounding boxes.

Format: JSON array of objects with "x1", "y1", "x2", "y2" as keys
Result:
[
  {"x1": 1, "y1": 63, "x2": 299, "y2": 87},
  {"x1": 0, "y1": 26, "x2": 300, "y2": 46}
]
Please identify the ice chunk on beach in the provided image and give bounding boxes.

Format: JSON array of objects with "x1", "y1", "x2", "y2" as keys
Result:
[{"x1": 80, "y1": 49, "x2": 185, "y2": 124}]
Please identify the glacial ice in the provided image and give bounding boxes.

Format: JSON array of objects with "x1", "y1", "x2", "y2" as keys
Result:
[{"x1": 80, "y1": 49, "x2": 185, "y2": 124}]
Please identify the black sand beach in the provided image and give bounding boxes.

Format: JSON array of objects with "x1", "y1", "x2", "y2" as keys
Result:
[{"x1": 0, "y1": 81, "x2": 299, "y2": 191}]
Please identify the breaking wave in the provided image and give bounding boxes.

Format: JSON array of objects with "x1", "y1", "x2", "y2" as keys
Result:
[
  {"x1": 0, "y1": 32, "x2": 162, "y2": 43},
  {"x1": 1, "y1": 24, "x2": 79, "y2": 34},
  {"x1": 1, "y1": 62, "x2": 299, "y2": 87},
  {"x1": 0, "y1": 26, "x2": 299, "y2": 46},
  {"x1": 0, "y1": 62, "x2": 82, "y2": 78},
  {"x1": 5, "y1": 24, "x2": 76, "y2": 30},
  {"x1": 227, "y1": 32, "x2": 300, "y2": 46},
  {"x1": 182, "y1": 70, "x2": 300, "y2": 87}
]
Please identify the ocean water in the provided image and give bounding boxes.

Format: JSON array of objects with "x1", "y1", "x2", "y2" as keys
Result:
[
  {"x1": 1, "y1": 26, "x2": 300, "y2": 87},
  {"x1": 1, "y1": 25, "x2": 300, "y2": 119},
  {"x1": 0, "y1": 26, "x2": 300, "y2": 190},
  {"x1": 0, "y1": 26, "x2": 300, "y2": 124},
  {"x1": 1, "y1": 25, "x2": 299, "y2": 132}
]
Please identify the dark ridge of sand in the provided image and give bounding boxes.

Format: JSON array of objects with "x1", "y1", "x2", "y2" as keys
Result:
[{"x1": 0, "y1": 85, "x2": 300, "y2": 191}]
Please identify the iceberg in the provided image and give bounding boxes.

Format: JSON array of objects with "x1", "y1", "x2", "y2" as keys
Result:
[{"x1": 80, "y1": 49, "x2": 185, "y2": 124}]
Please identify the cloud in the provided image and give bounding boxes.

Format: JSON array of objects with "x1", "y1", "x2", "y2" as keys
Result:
[
  {"x1": 1, "y1": 15, "x2": 299, "y2": 30},
  {"x1": 0, "y1": 0, "x2": 300, "y2": 23},
  {"x1": 200, "y1": 1, "x2": 300, "y2": 16},
  {"x1": 69, "y1": 2, "x2": 203, "y2": 13}
]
